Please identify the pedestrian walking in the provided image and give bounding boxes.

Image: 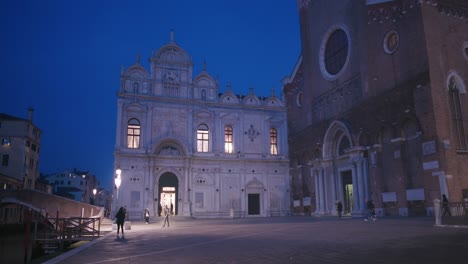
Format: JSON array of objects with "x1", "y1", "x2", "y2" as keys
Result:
[
  {"x1": 336, "y1": 200, "x2": 343, "y2": 218},
  {"x1": 115, "y1": 207, "x2": 126, "y2": 238},
  {"x1": 170, "y1": 203, "x2": 174, "y2": 215},
  {"x1": 158, "y1": 203, "x2": 162, "y2": 217},
  {"x1": 364, "y1": 200, "x2": 376, "y2": 221},
  {"x1": 162, "y1": 205, "x2": 170, "y2": 228},
  {"x1": 442, "y1": 194, "x2": 451, "y2": 217},
  {"x1": 144, "y1": 208, "x2": 150, "y2": 224}
]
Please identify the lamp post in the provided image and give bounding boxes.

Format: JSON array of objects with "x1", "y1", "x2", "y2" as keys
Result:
[
  {"x1": 114, "y1": 169, "x2": 122, "y2": 215},
  {"x1": 92, "y1": 188, "x2": 97, "y2": 205}
]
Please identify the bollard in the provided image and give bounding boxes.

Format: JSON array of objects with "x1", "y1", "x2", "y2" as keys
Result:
[{"x1": 433, "y1": 198, "x2": 441, "y2": 226}]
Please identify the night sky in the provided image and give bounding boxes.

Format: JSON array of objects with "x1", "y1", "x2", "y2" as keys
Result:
[{"x1": 0, "y1": 0, "x2": 300, "y2": 190}]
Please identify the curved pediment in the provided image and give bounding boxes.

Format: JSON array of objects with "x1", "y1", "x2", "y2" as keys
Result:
[
  {"x1": 243, "y1": 94, "x2": 260, "y2": 106},
  {"x1": 125, "y1": 64, "x2": 149, "y2": 79},
  {"x1": 220, "y1": 90, "x2": 240, "y2": 104},
  {"x1": 264, "y1": 97, "x2": 283, "y2": 108},
  {"x1": 154, "y1": 44, "x2": 190, "y2": 63},
  {"x1": 194, "y1": 73, "x2": 216, "y2": 87},
  {"x1": 246, "y1": 177, "x2": 264, "y2": 189},
  {"x1": 124, "y1": 103, "x2": 147, "y2": 112},
  {"x1": 153, "y1": 139, "x2": 188, "y2": 156},
  {"x1": 194, "y1": 110, "x2": 213, "y2": 118}
]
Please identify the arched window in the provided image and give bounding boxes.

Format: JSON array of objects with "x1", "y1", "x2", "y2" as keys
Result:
[
  {"x1": 197, "y1": 124, "x2": 209, "y2": 152},
  {"x1": 127, "y1": 118, "x2": 140, "y2": 148},
  {"x1": 133, "y1": 82, "x2": 139, "y2": 93},
  {"x1": 448, "y1": 75, "x2": 467, "y2": 150},
  {"x1": 224, "y1": 126, "x2": 233, "y2": 153},
  {"x1": 201, "y1": 90, "x2": 207, "y2": 101},
  {"x1": 270, "y1": 128, "x2": 278, "y2": 155}
]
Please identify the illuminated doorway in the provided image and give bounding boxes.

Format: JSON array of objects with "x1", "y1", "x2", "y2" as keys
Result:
[
  {"x1": 342, "y1": 171, "x2": 353, "y2": 215},
  {"x1": 159, "y1": 172, "x2": 178, "y2": 215}
]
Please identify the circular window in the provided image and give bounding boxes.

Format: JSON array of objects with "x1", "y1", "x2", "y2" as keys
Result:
[
  {"x1": 384, "y1": 30, "x2": 399, "y2": 54},
  {"x1": 320, "y1": 25, "x2": 350, "y2": 80},
  {"x1": 296, "y1": 91, "x2": 303, "y2": 107}
]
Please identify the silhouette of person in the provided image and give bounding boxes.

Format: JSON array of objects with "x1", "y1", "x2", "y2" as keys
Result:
[
  {"x1": 115, "y1": 207, "x2": 126, "y2": 238},
  {"x1": 158, "y1": 203, "x2": 162, "y2": 217},
  {"x1": 442, "y1": 194, "x2": 451, "y2": 217},
  {"x1": 144, "y1": 208, "x2": 150, "y2": 224},
  {"x1": 162, "y1": 205, "x2": 170, "y2": 228},
  {"x1": 365, "y1": 200, "x2": 376, "y2": 221},
  {"x1": 170, "y1": 203, "x2": 174, "y2": 215},
  {"x1": 336, "y1": 200, "x2": 343, "y2": 218}
]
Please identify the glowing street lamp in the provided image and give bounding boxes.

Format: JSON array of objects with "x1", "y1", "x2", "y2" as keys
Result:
[
  {"x1": 114, "y1": 169, "x2": 122, "y2": 214},
  {"x1": 92, "y1": 188, "x2": 97, "y2": 205}
]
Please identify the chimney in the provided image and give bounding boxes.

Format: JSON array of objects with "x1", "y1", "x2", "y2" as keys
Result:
[{"x1": 28, "y1": 107, "x2": 34, "y2": 123}]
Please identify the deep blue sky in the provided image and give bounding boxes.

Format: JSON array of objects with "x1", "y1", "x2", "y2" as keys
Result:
[{"x1": 0, "y1": 0, "x2": 301, "y2": 190}]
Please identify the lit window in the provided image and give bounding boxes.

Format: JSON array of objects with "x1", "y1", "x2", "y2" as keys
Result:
[
  {"x1": 197, "y1": 124, "x2": 209, "y2": 152},
  {"x1": 448, "y1": 76, "x2": 467, "y2": 150},
  {"x1": 224, "y1": 126, "x2": 233, "y2": 153},
  {"x1": 127, "y1": 118, "x2": 141, "y2": 148},
  {"x1": 270, "y1": 128, "x2": 278, "y2": 155}
]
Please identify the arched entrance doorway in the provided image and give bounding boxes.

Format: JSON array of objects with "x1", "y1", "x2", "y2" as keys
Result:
[{"x1": 159, "y1": 172, "x2": 179, "y2": 215}]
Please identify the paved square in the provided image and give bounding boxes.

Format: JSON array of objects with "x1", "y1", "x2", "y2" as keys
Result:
[{"x1": 45, "y1": 217, "x2": 468, "y2": 264}]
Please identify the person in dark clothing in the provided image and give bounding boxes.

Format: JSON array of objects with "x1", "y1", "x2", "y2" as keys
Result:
[
  {"x1": 365, "y1": 200, "x2": 376, "y2": 221},
  {"x1": 336, "y1": 200, "x2": 343, "y2": 218},
  {"x1": 144, "y1": 208, "x2": 150, "y2": 224},
  {"x1": 170, "y1": 203, "x2": 174, "y2": 215},
  {"x1": 115, "y1": 207, "x2": 126, "y2": 238},
  {"x1": 442, "y1": 194, "x2": 451, "y2": 217},
  {"x1": 158, "y1": 203, "x2": 162, "y2": 217}
]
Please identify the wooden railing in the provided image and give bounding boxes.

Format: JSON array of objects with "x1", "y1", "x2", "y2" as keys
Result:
[{"x1": 35, "y1": 217, "x2": 101, "y2": 252}]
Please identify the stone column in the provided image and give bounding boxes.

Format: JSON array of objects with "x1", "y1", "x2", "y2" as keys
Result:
[
  {"x1": 355, "y1": 158, "x2": 365, "y2": 211},
  {"x1": 115, "y1": 101, "x2": 123, "y2": 148},
  {"x1": 351, "y1": 164, "x2": 359, "y2": 213},
  {"x1": 329, "y1": 165, "x2": 336, "y2": 215},
  {"x1": 314, "y1": 169, "x2": 320, "y2": 214},
  {"x1": 319, "y1": 169, "x2": 326, "y2": 214}
]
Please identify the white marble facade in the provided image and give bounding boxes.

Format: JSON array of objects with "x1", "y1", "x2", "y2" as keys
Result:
[{"x1": 113, "y1": 36, "x2": 290, "y2": 220}]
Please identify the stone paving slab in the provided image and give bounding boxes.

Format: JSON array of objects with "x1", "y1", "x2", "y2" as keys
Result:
[{"x1": 43, "y1": 216, "x2": 468, "y2": 264}]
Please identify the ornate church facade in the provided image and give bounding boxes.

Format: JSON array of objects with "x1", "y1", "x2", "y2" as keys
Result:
[
  {"x1": 283, "y1": 0, "x2": 467, "y2": 217},
  {"x1": 114, "y1": 35, "x2": 290, "y2": 220}
]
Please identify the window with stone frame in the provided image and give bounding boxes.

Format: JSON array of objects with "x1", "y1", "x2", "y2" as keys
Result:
[
  {"x1": 224, "y1": 125, "x2": 233, "y2": 153},
  {"x1": 197, "y1": 124, "x2": 209, "y2": 152},
  {"x1": 448, "y1": 75, "x2": 468, "y2": 151},
  {"x1": 270, "y1": 128, "x2": 278, "y2": 155},
  {"x1": 127, "y1": 118, "x2": 141, "y2": 149}
]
